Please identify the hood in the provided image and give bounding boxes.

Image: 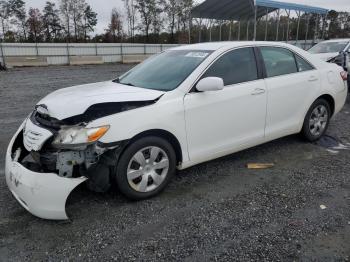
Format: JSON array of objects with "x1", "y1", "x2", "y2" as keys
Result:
[
  {"x1": 37, "y1": 81, "x2": 165, "y2": 120},
  {"x1": 311, "y1": 52, "x2": 339, "y2": 62}
]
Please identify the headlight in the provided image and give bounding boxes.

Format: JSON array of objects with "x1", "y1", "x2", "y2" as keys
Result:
[{"x1": 52, "y1": 125, "x2": 109, "y2": 147}]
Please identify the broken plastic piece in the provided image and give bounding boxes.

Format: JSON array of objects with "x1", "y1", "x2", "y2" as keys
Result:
[{"x1": 246, "y1": 163, "x2": 275, "y2": 169}]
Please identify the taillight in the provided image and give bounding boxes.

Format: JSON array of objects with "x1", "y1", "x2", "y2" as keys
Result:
[{"x1": 340, "y1": 71, "x2": 348, "y2": 81}]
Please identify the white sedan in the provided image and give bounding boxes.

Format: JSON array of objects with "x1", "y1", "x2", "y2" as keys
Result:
[
  {"x1": 5, "y1": 42, "x2": 348, "y2": 220},
  {"x1": 308, "y1": 39, "x2": 350, "y2": 87},
  {"x1": 308, "y1": 38, "x2": 350, "y2": 62}
]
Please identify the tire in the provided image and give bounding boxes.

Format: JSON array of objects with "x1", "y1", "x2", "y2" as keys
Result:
[
  {"x1": 115, "y1": 136, "x2": 176, "y2": 200},
  {"x1": 301, "y1": 98, "x2": 331, "y2": 142}
]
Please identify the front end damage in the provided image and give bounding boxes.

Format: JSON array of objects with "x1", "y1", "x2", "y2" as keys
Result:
[
  {"x1": 5, "y1": 81, "x2": 164, "y2": 220},
  {"x1": 5, "y1": 110, "x2": 126, "y2": 220}
]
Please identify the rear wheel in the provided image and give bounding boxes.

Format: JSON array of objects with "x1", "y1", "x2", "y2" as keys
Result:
[
  {"x1": 115, "y1": 136, "x2": 176, "y2": 200},
  {"x1": 301, "y1": 98, "x2": 331, "y2": 141}
]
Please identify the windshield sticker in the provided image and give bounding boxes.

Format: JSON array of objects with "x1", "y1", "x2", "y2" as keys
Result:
[{"x1": 185, "y1": 52, "x2": 209, "y2": 58}]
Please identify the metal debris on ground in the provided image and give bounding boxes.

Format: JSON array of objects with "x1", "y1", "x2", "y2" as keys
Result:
[
  {"x1": 246, "y1": 163, "x2": 275, "y2": 169},
  {"x1": 320, "y1": 205, "x2": 327, "y2": 210}
]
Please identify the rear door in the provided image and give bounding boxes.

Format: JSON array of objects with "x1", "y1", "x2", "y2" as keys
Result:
[
  {"x1": 184, "y1": 47, "x2": 267, "y2": 162},
  {"x1": 259, "y1": 46, "x2": 321, "y2": 139}
]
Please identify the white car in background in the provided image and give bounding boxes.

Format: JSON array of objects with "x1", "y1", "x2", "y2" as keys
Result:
[
  {"x1": 5, "y1": 41, "x2": 348, "y2": 220},
  {"x1": 309, "y1": 39, "x2": 350, "y2": 87},
  {"x1": 308, "y1": 39, "x2": 350, "y2": 62}
]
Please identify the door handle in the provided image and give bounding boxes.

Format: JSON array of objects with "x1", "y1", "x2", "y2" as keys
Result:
[
  {"x1": 308, "y1": 76, "x2": 318, "y2": 82},
  {"x1": 251, "y1": 88, "x2": 265, "y2": 95}
]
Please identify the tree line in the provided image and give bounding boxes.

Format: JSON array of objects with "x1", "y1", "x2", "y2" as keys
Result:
[{"x1": 0, "y1": 0, "x2": 349, "y2": 44}]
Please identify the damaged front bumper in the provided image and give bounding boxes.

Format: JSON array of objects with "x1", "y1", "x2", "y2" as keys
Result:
[{"x1": 5, "y1": 123, "x2": 87, "y2": 220}]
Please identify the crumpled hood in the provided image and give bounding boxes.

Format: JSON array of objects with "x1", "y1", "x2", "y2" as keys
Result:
[
  {"x1": 312, "y1": 52, "x2": 339, "y2": 62},
  {"x1": 37, "y1": 81, "x2": 165, "y2": 120}
]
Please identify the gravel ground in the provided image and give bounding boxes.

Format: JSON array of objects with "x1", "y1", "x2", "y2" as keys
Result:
[{"x1": 0, "y1": 64, "x2": 349, "y2": 261}]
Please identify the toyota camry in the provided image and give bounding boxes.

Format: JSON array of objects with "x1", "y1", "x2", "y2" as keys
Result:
[{"x1": 5, "y1": 42, "x2": 348, "y2": 219}]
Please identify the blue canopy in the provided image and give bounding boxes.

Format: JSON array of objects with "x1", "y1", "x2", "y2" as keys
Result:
[
  {"x1": 191, "y1": 0, "x2": 328, "y2": 20},
  {"x1": 256, "y1": 0, "x2": 328, "y2": 15}
]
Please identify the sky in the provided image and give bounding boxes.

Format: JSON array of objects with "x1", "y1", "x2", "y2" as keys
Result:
[{"x1": 26, "y1": 0, "x2": 350, "y2": 34}]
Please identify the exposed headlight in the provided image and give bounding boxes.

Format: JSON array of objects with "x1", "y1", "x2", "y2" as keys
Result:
[{"x1": 52, "y1": 125, "x2": 109, "y2": 148}]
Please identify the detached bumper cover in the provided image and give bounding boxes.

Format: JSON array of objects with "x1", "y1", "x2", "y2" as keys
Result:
[{"x1": 5, "y1": 124, "x2": 87, "y2": 220}]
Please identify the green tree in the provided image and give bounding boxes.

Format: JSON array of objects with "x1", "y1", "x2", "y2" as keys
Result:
[
  {"x1": 177, "y1": 0, "x2": 193, "y2": 43},
  {"x1": 27, "y1": 7, "x2": 43, "y2": 42},
  {"x1": 163, "y1": 0, "x2": 180, "y2": 43},
  {"x1": 122, "y1": 0, "x2": 136, "y2": 41},
  {"x1": 9, "y1": 0, "x2": 26, "y2": 40},
  {"x1": 59, "y1": 0, "x2": 72, "y2": 42},
  {"x1": 0, "y1": 0, "x2": 11, "y2": 39},
  {"x1": 70, "y1": 0, "x2": 85, "y2": 42},
  {"x1": 135, "y1": 0, "x2": 157, "y2": 42},
  {"x1": 83, "y1": 4, "x2": 97, "y2": 41},
  {"x1": 107, "y1": 8, "x2": 123, "y2": 42},
  {"x1": 42, "y1": 1, "x2": 62, "y2": 41}
]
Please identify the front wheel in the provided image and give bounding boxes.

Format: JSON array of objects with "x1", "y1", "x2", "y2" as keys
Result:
[
  {"x1": 115, "y1": 136, "x2": 176, "y2": 200},
  {"x1": 301, "y1": 98, "x2": 331, "y2": 142}
]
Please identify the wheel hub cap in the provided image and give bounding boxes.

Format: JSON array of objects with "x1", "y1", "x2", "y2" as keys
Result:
[
  {"x1": 127, "y1": 146, "x2": 169, "y2": 193},
  {"x1": 309, "y1": 105, "x2": 328, "y2": 136}
]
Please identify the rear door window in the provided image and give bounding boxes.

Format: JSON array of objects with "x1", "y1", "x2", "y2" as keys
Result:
[
  {"x1": 295, "y1": 55, "x2": 314, "y2": 72},
  {"x1": 260, "y1": 47, "x2": 298, "y2": 77}
]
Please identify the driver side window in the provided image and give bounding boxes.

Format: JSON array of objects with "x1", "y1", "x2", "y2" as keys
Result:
[{"x1": 201, "y1": 47, "x2": 258, "y2": 86}]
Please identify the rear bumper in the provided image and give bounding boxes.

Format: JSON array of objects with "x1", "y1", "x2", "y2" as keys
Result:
[
  {"x1": 5, "y1": 124, "x2": 87, "y2": 220},
  {"x1": 334, "y1": 83, "x2": 348, "y2": 116}
]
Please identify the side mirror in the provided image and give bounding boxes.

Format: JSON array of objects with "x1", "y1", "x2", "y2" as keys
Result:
[{"x1": 196, "y1": 77, "x2": 224, "y2": 92}]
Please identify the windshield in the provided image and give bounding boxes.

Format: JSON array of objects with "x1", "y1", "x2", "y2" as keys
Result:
[
  {"x1": 309, "y1": 41, "x2": 349, "y2": 54},
  {"x1": 117, "y1": 50, "x2": 212, "y2": 91}
]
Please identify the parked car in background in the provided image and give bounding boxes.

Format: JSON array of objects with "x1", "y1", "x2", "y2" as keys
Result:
[
  {"x1": 309, "y1": 39, "x2": 350, "y2": 61},
  {"x1": 309, "y1": 39, "x2": 350, "y2": 87},
  {"x1": 5, "y1": 42, "x2": 348, "y2": 220}
]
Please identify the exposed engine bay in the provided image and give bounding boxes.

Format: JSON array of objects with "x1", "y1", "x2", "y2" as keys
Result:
[
  {"x1": 13, "y1": 99, "x2": 158, "y2": 193},
  {"x1": 5, "y1": 80, "x2": 166, "y2": 219}
]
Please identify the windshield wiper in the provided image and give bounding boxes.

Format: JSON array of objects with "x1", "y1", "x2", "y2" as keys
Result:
[
  {"x1": 113, "y1": 78, "x2": 135, "y2": 87},
  {"x1": 122, "y1": 82, "x2": 135, "y2": 87}
]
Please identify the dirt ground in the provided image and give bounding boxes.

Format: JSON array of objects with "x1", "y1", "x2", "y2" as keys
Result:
[{"x1": 0, "y1": 64, "x2": 349, "y2": 261}]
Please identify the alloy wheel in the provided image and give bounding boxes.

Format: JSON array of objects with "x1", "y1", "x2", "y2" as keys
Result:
[{"x1": 309, "y1": 105, "x2": 328, "y2": 136}]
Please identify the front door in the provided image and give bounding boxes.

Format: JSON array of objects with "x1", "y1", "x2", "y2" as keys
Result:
[{"x1": 184, "y1": 47, "x2": 267, "y2": 162}]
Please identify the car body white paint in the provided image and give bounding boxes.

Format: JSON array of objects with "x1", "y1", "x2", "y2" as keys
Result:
[
  {"x1": 5, "y1": 41, "x2": 348, "y2": 219},
  {"x1": 196, "y1": 77, "x2": 224, "y2": 92},
  {"x1": 91, "y1": 42, "x2": 347, "y2": 168},
  {"x1": 313, "y1": 52, "x2": 340, "y2": 62},
  {"x1": 6, "y1": 122, "x2": 87, "y2": 219},
  {"x1": 38, "y1": 81, "x2": 165, "y2": 120}
]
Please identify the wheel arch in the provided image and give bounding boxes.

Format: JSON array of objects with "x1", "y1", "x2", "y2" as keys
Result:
[
  {"x1": 316, "y1": 94, "x2": 335, "y2": 117},
  {"x1": 129, "y1": 129, "x2": 183, "y2": 165},
  {"x1": 299, "y1": 93, "x2": 336, "y2": 133}
]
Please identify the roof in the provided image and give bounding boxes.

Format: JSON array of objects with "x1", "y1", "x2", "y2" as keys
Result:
[
  {"x1": 169, "y1": 41, "x2": 327, "y2": 69},
  {"x1": 170, "y1": 41, "x2": 299, "y2": 51},
  {"x1": 191, "y1": 0, "x2": 328, "y2": 20},
  {"x1": 171, "y1": 42, "x2": 233, "y2": 51}
]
